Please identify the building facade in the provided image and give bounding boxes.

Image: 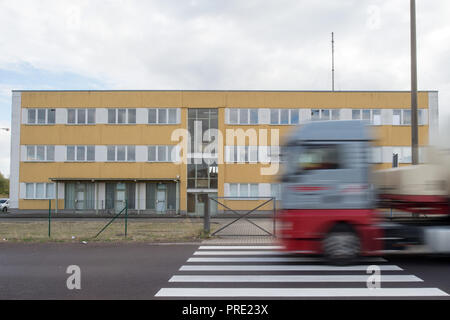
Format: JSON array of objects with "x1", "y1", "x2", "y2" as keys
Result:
[{"x1": 9, "y1": 90, "x2": 438, "y2": 215}]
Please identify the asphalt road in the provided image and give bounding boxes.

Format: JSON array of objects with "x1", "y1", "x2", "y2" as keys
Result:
[{"x1": 0, "y1": 242, "x2": 450, "y2": 300}]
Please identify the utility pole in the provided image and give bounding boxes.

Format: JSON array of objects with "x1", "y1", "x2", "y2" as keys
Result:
[
  {"x1": 332, "y1": 32, "x2": 335, "y2": 91},
  {"x1": 410, "y1": 0, "x2": 419, "y2": 164}
]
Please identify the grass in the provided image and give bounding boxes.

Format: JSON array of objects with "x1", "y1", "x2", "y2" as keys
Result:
[{"x1": 0, "y1": 219, "x2": 219, "y2": 243}]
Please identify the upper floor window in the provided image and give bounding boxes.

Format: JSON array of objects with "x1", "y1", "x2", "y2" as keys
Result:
[
  {"x1": 27, "y1": 108, "x2": 55, "y2": 125},
  {"x1": 270, "y1": 109, "x2": 299, "y2": 125},
  {"x1": 106, "y1": 145, "x2": 136, "y2": 162},
  {"x1": 311, "y1": 109, "x2": 340, "y2": 121},
  {"x1": 68, "y1": 109, "x2": 96, "y2": 124},
  {"x1": 148, "y1": 145, "x2": 178, "y2": 162},
  {"x1": 229, "y1": 109, "x2": 258, "y2": 125},
  {"x1": 352, "y1": 109, "x2": 382, "y2": 125},
  {"x1": 107, "y1": 108, "x2": 136, "y2": 124},
  {"x1": 26, "y1": 145, "x2": 55, "y2": 161},
  {"x1": 67, "y1": 146, "x2": 95, "y2": 161},
  {"x1": 148, "y1": 108, "x2": 178, "y2": 124}
]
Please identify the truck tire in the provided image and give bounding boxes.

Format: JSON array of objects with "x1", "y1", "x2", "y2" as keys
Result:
[{"x1": 323, "y1": 224, "x2": 360, "y2": 265}]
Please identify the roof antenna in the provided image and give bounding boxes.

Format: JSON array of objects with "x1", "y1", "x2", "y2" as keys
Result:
[{"x1": 331, "y1": 32, "x2": 335, "y2": 91}]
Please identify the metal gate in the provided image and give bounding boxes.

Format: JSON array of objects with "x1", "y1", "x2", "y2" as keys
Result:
[{"x1": 203, "y1": 196, "x2": 277, "y2": 237}]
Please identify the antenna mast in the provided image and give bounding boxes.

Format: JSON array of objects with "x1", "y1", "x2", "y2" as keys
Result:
[{"x1": 332, "y1": 32, "x2": 335, "y2": 91}]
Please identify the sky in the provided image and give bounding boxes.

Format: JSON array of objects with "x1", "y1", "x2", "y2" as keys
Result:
[{"x1": 1, "y1": 0, "x2": 449, "y2": 177}]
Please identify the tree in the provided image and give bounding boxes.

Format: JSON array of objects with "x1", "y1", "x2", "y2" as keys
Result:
[{"x1": 0, "y1": 172, "x2": 9, "y2": 196}]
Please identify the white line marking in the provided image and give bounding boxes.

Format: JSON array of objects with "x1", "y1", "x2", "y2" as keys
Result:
[
  {"x1": 155, "y1": 287, "x2": 448, "y2": 297},
  {"x1": 179, "y1": 265, "x2": 403, "y2": 271},
  {"x1": 199, "y1": 246, "x2": 283, "y2": 250},
  {"x1": 194, "y1": 251, "x2": 291, "y2": 256},
  {"x1": 169, "y1": 275, "x2": 423, "y2": 282},
  {"x1": 187, "y1": 257, "x2": 387, "y2": 263}
]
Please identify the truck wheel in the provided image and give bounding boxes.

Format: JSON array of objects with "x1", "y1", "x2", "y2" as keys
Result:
[{"x1": 323, "y1": 224, "x2": 360, "y2": 266}]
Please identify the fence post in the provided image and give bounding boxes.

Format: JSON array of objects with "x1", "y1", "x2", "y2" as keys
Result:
[
  {"x1": 125, "y1": 200, "x2": 128, "y2": 238},
  {"x1": 204, "y1": 195, "x2": 210, "y2": 235},
  {"x1": 48, "y1": 199, "x2": 51, "y2": 238}
]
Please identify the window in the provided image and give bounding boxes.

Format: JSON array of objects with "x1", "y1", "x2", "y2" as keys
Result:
[
  {"x1": 331, "y1": 109, "x2": 340, "y2": 120},
  {"x1": 392, "y1": 109, "x2": 416, "y2": 126},
  {"x1": 270, "y1": 109, "x2": 299, "y2": 125},
  {"x1": 271, "y1": 184, "x2": 282, "y2": 200},
  {"x1": 26, "y1": 146, "x2": 55, "y2": 161},
  {"x1": 296, "y1": 145, "x2": 340, "y2": 172},
  {"x1": 24, "y1": 183, "x2": 55, "y2": 199},
  {"x1": 228, "y1": 183, "x2": 259, "y2": 198},
  {"x1": 107, "y1": 109, "x2": 137, "y2": 124},
  {"x1": 187, "y1": 162, "x2": 218, "y2": 189},
  {"x1": 107, "y1": 146, "x2": 136, "y2": 161},
  {"x1": 148, "y1": 145, "x2": 178, "y2": 162},
  {"x1": 67, "y1": 109, "x2": 96, "y2": 124},
  {"x1": 66, "y1": 146, "x2": 96, "y2": 161},
  {"x1": 352, "y1": 109, "x2": 382, "y2": 125},
  {"x1": 228, "y1": 109, "x2": 258, "y2": 125},
  {"x1": 148, "y1": 108, "x2": 179, "y2": 124},
  {"x1": 311, "y1": 109, "x2": 332, "y2": 121},
  {"x1": 226, "y1": 146, "x2": 278, "y2": 163},
  {"x1": 27, "y1": 109, "x2": 56, "y2": 125}
]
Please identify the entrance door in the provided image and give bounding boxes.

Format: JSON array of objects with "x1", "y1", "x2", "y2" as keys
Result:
[
  {"x1": 156, "y1": 190, "x2": 166, "y2": 213},
  {"x1": 75, "y1": 184, "x2": 85, "y2": 210},
  {"x1": 115, "y1": 183, "x2": 126, "y2": 213}
]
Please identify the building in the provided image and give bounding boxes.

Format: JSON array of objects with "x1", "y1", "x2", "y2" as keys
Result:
[{"x1": 9, "y1": 90, "x2": 438, "y2": 215}]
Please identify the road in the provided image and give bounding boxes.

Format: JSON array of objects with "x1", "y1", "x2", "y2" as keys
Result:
[{"x1": 0, "y1": 242, "x2": 449, "y2": 300}]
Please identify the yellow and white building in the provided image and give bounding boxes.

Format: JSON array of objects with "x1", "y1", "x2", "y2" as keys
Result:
[{"x1": 9, "y1": 90, "x2": 438, "y2": 215}]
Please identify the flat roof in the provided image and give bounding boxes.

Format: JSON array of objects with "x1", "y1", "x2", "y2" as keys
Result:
[{"x1": 12, "y1": 89, "x2": 438, "y2": 93}]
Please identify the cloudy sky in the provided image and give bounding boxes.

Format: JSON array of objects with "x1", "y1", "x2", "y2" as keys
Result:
[{"x1": 1, "y1": 0, "x2": 449, "y2": 177}]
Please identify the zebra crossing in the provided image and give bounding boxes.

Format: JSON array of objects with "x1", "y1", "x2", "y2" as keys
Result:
[{"x1": 155, "y1": 245, "x2": 449, "y2": 298}]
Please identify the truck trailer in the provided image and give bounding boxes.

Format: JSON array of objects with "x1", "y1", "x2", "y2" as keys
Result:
[{"x1": 276, "y1": 120, "x2": 450, "y2": 265}]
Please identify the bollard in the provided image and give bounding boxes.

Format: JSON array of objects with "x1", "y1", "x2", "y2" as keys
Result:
[
  {"x1": 48, "y1": 199, "x2": 51, "y2": 238},
  {"x1": 203, "y1": 195, "x2": 210, "y2": 235}
]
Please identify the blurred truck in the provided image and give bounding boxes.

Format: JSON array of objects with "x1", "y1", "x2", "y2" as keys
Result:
[{"x1": 276, "y1": 120, "x2": 450, "y2": 265}]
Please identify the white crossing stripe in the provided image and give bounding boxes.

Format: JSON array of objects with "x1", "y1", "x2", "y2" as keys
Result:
[
  {"x1": 199, "y1": 246, "x2": 283, "y2": 250},
  {"x1": 187, "y1": 257, "x2": 387, "y2": 263},
  {"x1": 194, "y1": 251, "x2": 290, "y2": 256},
  {"x1": 170, "y1": 274, "x2": 423, "y2": 282},
  {"x1": 155, "y1": 287, "x2": 449, "y2": 297},
  {"x1": 180, "y1": 265, "x2": 403, "y2": 271}
]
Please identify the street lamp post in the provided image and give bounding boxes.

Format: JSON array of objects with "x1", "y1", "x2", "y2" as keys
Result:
[{"x1": 410, "y1": 0, "x2": 419, "y2": 165}]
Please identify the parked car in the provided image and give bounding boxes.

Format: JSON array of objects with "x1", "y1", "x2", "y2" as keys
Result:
[{"x1": 0, "y1": 199, "x2": 9, "y2": 212}]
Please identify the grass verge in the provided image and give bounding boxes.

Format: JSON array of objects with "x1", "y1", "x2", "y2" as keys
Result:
[{"x1": 0, "y1": 219, "x2": 219, "y2": 243}]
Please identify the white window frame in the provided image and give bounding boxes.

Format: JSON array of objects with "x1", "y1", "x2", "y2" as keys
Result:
[
  {"x1": 107, "y1": 108, "x2": 137, "y2": 124},
  {"x1": 228, "y1": 183, "x2": 259, "y2": 198},
  {"x1": 24, "y1": 183, "x2": 56, "y2": 199},
  {"x1": 229, "y1": 109, "x2": 259, "y2": 125},
  {"x1": 66, "y1": 145, "x2": 96, "y2": 162},
  {"x1": 148, "y1": 108, "x2": 179, "y2": 125},
  {"x1": 67, "y1": 108, "x2": 96, "y2": 125},
  {"x1": 26, "y1": 145, "x2": 55, "y2": 162},
  {"x1": 270, "y1": 109, "x2": 299, "y2": 125},
  {"x1": 27, "y1": 108, "x2": 56, "y2": 125},
  {"x1": 105, "y1": 145, "x2": 136, "y2": 162},
  {"x1": 147, "y1": 145, "x2": 178, "y2": 162}
]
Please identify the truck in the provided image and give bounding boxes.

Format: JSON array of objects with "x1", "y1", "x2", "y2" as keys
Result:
[{"x1": 276, "y1": 120, "x2": 450, "y2": 265}]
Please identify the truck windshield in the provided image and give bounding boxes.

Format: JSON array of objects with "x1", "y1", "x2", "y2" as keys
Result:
[{"x1": 296, "y1": 145, "x2": 340, "y2": 172}]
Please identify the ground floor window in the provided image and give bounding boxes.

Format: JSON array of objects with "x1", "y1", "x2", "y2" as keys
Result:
[
  {"x1": 146, "y1": 182, "x2": 176, "y2": 213},
  {"x1": 64, "y1": 182, "x2": 95, "y2": 210},
  {"x1": 105, "y1": 182, "x2": 136, "y2": 211}
]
